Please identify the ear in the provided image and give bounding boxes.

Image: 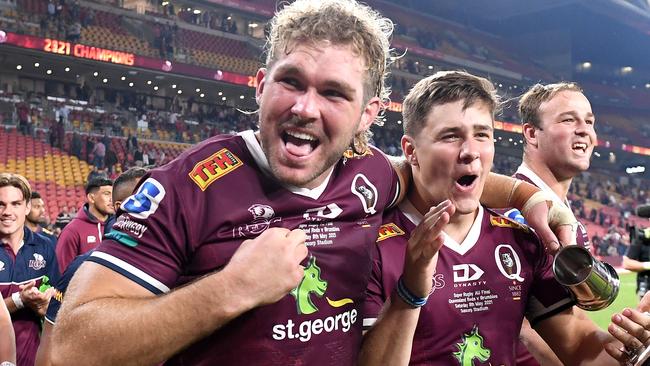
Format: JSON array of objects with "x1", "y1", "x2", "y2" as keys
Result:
[
  {"x1": 356, "y1": 96, "x2": 382, "y2": 134},
  {"x1": 255, "y1": 68, "x2": 267, "y2": 105},
  {"x1": 522, "y1": 122, "x2": 538, "y2": 147},
  {"x1": 401, "y1": 135, "x2": 418, "y2": 167},
  {"x1": 25, "y1": 200, "x2": 31, "y2": 215},
  {"x1": 86, "y1": 192, "x2": 94, "y2": 204}
]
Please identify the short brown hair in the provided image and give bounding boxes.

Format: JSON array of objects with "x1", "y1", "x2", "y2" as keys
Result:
[
  {"x1": 265, "y1": 0, "x2": 394, "y2": 152},
  {"x1": 402, "y1": 70, "x2": 499, "y2": 137},
  {"x1": 0, "y1": 173, "x2": 31, "y2": 202},
  {"x1": 518, "y1": 82, "x2": 583, "y2": 129}
]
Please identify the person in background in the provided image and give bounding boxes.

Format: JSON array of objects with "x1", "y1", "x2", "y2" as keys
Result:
[
  {"x1": 0, "y1": 173, "x2": 59, "y2": 366},
  {"x1": 25, "y1": 192, "x2": 56, "y2": 247},
  {"x1": 55, "y1": 178, "x2": 114, "y2": 272}
]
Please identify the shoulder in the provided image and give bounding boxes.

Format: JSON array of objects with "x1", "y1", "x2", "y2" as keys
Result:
[
  {"x1": 484, "y1": 207, "x2": 533, "y2": 234},
  {"x1": 155, "y1": 133, "x2": 249, "y2": 192}
]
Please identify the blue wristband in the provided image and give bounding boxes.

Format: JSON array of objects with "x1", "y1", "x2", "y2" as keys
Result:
[{"x1": 396, "y1": 276, "x2": 428, "y2": 308}]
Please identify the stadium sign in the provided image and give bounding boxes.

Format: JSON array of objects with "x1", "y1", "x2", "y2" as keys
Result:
[{"x1": 44, "y1": 38, "x2": 135, "y2": 66}]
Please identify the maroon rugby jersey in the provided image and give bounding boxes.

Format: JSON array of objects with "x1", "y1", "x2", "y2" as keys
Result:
[
  {"x1": 363, "y1": 200, "x2": 573, "y2": 366},
  {"x1": 514, "y1": 164, "x2": 590, "y2": 250},
  {"x1": 90, "y1": 130, "x2": 400, "y2": 365},
  {"x1": 513, "y1": 163, "x2": 590, "y2": 365}
]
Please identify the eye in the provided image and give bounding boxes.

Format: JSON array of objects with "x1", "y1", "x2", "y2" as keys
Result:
[
  {"x1": 561, "y1": 118, "x2": 574, "y2": 124},
  {"x1": 279, "y1": 77, "x2": 300, "y2": 89},
  {"x1": 322, "y1": 89, "x2": 348, "y2": 100},
  {"x1": 586, "y1": 119, "x2": 595, "y2": 125}
]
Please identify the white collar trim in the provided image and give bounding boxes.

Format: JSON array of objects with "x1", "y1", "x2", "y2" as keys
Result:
[
  {"x1": 398, "y1": 199, "x2": 484, "y2": 256},
  {"x1": 238, "y1": 130, "x2": 332, "y2": 200}
]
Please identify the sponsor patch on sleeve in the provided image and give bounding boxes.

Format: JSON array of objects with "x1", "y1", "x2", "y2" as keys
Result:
[
  {"x1": 490, "y1": 215, "x2": 529, "y2": 232},
  {"x1": 189, "y1": 148, "x2": 243, "y2": 191},
  {"x1": 377, "y1": 223, "x2": 405, "y2": 242},
  {"x1": 106, "y1": 230, "x2": 139, "y2": 248}
]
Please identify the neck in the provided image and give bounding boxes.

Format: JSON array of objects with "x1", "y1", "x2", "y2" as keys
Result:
[
  {"x1": 522, "y1": 154, "x2": 571, "y2": 201},
  {"x1": 89, "y1": 205, "x2": 107, "y2": 222},
  {"x1": 25, "y1": 220, "x2": 39, "y2": 232},
  {"x1": 445, "y1": 210, "x2": 477, "y2": 244},
  {"x1": 407, "y1": 183, "x2": 477, "y2": 244},
  {"x1": 1, "y1": 227, "x2": 25, "y2": 253}
]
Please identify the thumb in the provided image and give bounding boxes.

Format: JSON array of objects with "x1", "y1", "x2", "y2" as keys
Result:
[{"x1": 639, "y1": 292, "x2": 650, "y2": 313}]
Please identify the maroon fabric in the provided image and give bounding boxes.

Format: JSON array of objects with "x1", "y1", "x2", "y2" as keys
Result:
[{"x1": 55, "y1": 204, "x2": 105, "y2": 272}]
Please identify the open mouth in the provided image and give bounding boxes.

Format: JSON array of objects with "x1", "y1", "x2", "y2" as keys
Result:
[
  {"x1": 572, "y1": 142, "x2": 588, "y2": 153},
  {"x1": 283, "y1": 130, "x2": 319, "y2": 157},
  {"x1": 457, "y1": 175, "x2": 478, "y2": 188}
]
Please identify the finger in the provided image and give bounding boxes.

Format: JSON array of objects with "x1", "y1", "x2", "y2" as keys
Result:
[
  {"x1": 534, "y1": 223, "x2": 561, "y2": 255},
  {"x1": 19, "y1": 281, "x2": 35, "y2": 291},
  {"x1": 613, "y1": 311, "x2": 648, "y2": 341},
  {"x1": 609, "y1": 322, "x2": 645, "y2": 351},
  {"x1": 413, "y1": 204, "x2": 452, "y2": 247},
  {"x1": 286, "y1": 229, "x2": 307, "y2": 244},
  {"x1": 556, "y1": 223, "x2": 577, "y2": 246},
  {"x1": 604, "y1": 342, "x2": 626, "y2": 362}
]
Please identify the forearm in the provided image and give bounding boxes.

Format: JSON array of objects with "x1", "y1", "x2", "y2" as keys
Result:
[
  {"x1": 623, "y1": 256, "x2": 649, "y2": 272},
  {"x1": 537, "y1": 309, "x2": 619, "y2": 366},
  {"x1": 51, "y1": 268, "x2": 258, "y2": 366},
  {"x1": 3, "y1": 297, "x2": 17, "y2": 314},
  {"x1": 481, "y1": 173, "x2": 538, "y2": 209},
  {"x1": 359, "y1": 297, "x2": 419, "y2": 366}
]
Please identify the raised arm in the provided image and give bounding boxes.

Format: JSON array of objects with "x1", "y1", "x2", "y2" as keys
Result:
[
  {"x1": 50, "y1": 228, "x2": 308, "y2": 366},
  {"x1": 482, "y1": 173, "x2": 577, "y2": 253},
  {"x1": 359, "y1": 201, "x2": 453, "y2": 366}
]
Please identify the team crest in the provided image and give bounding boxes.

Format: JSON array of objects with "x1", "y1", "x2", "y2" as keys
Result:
[
  {"x1": 351, "y1": 174, "x2": 378, "y2": 215},
  {"x1": 377, "y1": 223, "x2": 405, "y2": 242},
  {"x1": 494, "y1": 244, "x2": 524, "y2": 282},
  {"x1": 29, "y1": 253, "x2": 46, "y2": 271},
  {"x1": 232, "y1": 204, "x2": 281, "y2": 238}
]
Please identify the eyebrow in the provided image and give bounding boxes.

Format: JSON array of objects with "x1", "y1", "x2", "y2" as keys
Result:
[
  {"x1": 274, "y1": 65, "x2": 357, "y2": 96},
  {"x1": 558, "y1": 111, "x2": 595, "y2": 119},
  {"x1": 437, "y1": 123, "x2": 494, "y2": 135}
]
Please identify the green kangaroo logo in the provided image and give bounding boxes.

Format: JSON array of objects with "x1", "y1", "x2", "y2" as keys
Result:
[
  {"x1": 453, "y1": 325, "x2": 491, "y2": 366},
  {"x1": 291, "y1": 256, "x2": 328, "y2": 315}
]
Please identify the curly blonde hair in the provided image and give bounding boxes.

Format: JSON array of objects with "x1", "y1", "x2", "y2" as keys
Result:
[{"x1": 265, "y1": 0, "x2": 395, "y2": 153}]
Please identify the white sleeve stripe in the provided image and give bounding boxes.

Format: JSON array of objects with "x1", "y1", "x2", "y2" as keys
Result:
[
  {"x1": 0, "y1": 276, "x2": 48, "y2": 286},
  {"x1": 90, "y1": 251, "x2": 170, "y2": 293},
  {"x1": 363, "y1": 318, "x2": 377, "y2": 327}
]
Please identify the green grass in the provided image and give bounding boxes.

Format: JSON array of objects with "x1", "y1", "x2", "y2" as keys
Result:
[{"x1": 586, "y1": 272, "x2": 638, "y2": 330}]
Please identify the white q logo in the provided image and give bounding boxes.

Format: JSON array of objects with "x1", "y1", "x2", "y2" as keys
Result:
[{"x1": 494, "y1": 244, "x2": 524, "y2": 282}]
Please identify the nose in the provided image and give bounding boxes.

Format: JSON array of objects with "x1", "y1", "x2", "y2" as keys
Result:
[
  {"x1": 574, "y1": 118, "x2": 591, "y2": 136},
  {"x1": 459, "y1": 140, "x2": 480, "y2": 163},
  {"x1": 291, "y1": 89, "x2": 320, "y2": 121}
]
